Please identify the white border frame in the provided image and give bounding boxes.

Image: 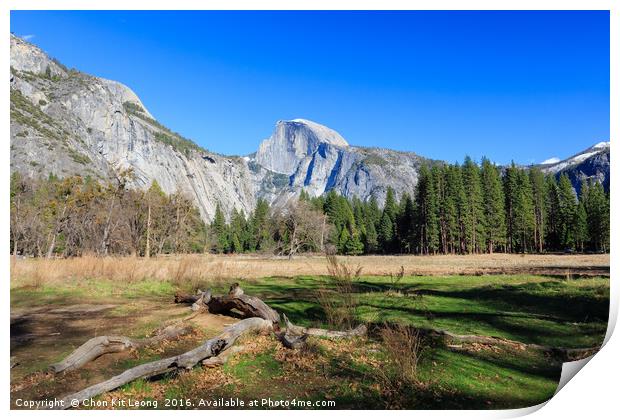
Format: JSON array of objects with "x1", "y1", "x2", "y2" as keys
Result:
[{"x1": 2, "y1": 2, "x2": 616, "y2": 419}]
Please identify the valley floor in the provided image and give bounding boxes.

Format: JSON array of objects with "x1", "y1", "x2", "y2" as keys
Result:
[{"x1": 10, "y1": 254, "x2": 610, "y2": 410}]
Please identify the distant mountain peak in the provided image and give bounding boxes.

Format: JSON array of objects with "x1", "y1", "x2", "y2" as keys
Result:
[
  {"x1": 592, "y1": 141, "x2": 610, "y2": 150},
  {"x1": 539, "y1": 140, "x2": 610, "y2": 193},
  {"x1": 255, "y1": 118, "x2": 349, "y2": 174},
  {"x1": 282, "y1": 118, "x2": 349, "y2": 147}
]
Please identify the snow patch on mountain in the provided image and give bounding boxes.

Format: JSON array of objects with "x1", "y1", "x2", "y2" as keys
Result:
[
  {"x1": 593, "y1": 141, "x2": 610, "y2": 149},
  {"x1": 542, "y1": 141, "x2": 610, "y2": 176}
]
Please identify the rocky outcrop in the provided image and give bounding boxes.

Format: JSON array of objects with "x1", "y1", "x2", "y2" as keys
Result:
[
  {"x1": 539, "y1": 142, "x2": 610, "y2": 193},
  {"x1": 253, "y1": 118, "x2": 427, "y2": 206},
  {"x1": 255, "y1": 119, "x2": 349, "y2": 174},
  {"x1": 10, "y1": 34, "x2": 259, "y2": 221}
]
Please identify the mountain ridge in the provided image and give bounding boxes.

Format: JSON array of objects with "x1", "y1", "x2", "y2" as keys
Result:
[{"x1": 9, "y1": 34, "x2": 610, "y2": 222}]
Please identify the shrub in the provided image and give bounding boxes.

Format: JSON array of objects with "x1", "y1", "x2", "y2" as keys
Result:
[
  {"x1": 374, "y1": 323, "x2": 427, "y2": 408},
  {"x1": 122, "y1": 101, "x2": 146, "y2": 115},
  {"x1": 316, "y1": 254, "x2": 361, "y2": 329}
]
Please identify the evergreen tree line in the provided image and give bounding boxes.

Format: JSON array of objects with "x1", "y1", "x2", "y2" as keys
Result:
[
  {"x1": 302, "y1": 158, "x2": 609, "y2": 256},
  {"x1": 11, "y1": 157, "x2": 610, "y2": 258}
]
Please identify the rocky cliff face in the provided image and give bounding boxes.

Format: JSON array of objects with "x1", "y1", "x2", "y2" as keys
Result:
[
  {"x1": 10, "y1": 35, "x2": 427, "y2": 219},
  {"x1": 10, "y1": 34, "x2": 609, "y2": 221},
  {"x1": 255, "y1": 118, "x2": 349, "y2": 175},
  {"x1": 253, "y1": 118, "x2": 426, "y2": 206},
  {"x1": 539, "y1": 142, "x2": 610, "y2": 193},
  {"x1": 10, "y1": 34, "x2": 259, "y2": 221}
]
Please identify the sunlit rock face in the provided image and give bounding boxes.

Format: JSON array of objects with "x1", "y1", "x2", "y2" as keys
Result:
[
  {"x1": 254, "y1": 118, "x2": 427, "y2": 207},
  {"x1": 10, "y1": 34, "x2": 258, "y2": 222},
  {"x1": 255, "y1": 119, "x2": 349, "y2": 175}
]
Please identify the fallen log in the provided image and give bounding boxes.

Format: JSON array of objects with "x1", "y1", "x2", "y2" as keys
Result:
[
  {"x1": 275, "y1": 314, "x2": 367, "y2": 349},
  {"x1": 54, "y1": 284, "x2": 369, "y2": 408},
  {"x1": 50, "y1": 324, "x2": 191, "y2": 374},
  {"x1": 176, "y1": 285, "x2": 280, "y2": 322},
  {"x1": 418, "y1": 326, "x2": 599, "y2": 362},
  {"x1": 277, "y1": 332, "x2": 309, "y2": 350},
  {"x1": 206, "y1": 293, "x2": 280, "y2": 322},
  {"x1": 191, "y1": 290, "x2": 212, "y2": 312},
  {"x1": 281, "y1": 314, "x2": 367, "y2": 339},
  {"x1": 53, "y1": 317, "x2": 272, "y2": 410},
  {"x1": 201, "y1": 345, "x2": 244, "y2": 367}
]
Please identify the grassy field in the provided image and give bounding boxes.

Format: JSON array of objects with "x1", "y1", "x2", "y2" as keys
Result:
[{"x1": 10, "y1": 254, "x2": 610, "y2": 410}]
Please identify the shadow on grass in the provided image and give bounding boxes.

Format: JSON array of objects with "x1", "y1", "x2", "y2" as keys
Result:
[
  {"x1": 414, "y1": 281, "x2": 609, "y2": 322},
  {"x1": 242, "y1": 275, "x2": 608, "y2": 348}
]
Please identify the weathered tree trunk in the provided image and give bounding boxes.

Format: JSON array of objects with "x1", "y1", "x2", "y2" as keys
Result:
[
  {"x1": 145, "y1": 203, "x2": 151, "y2": 258},
  {"x1": 206, "y1": 293, "x2": 280, "y2": 322},
  {"x1": 418, "y1": 326, "x2": 599, "y2": 362},
  {"x1": 174, "y1": 291, "x2": 200, "y2": 304},
  {"x1": 320, "y1": 214, "x2": 326, "y2": 252},
  {"x1": 277, "y1": 332, "x2": 308, "y2": 350},
  {"x1": 47, "y1": 204, "x2": 66, "y2": 259},
  {"x1": 12, "y1": 196, "x2": 21, "y2": 257},
  {"x1": 46, "y1": 233, "x2": 57, "y2": 259},
  {"x1": 176, "y1": 285, "x2": 280, "y2": 323},
  {"x1": 281, "y1": 314, "x2": 367, "y2": 340},
  {"x1": 53, "y1": 318, "x2": 272, "y2": 410},
  {"x1": 201, "y1": 345, "x2": 244, "y2": 367},
  {"x1": 288, "y1": 223, "x2": 297, "y2": 259},
  {"x1": 50, "y1": 324, "x2": 191, "y2": 374}
]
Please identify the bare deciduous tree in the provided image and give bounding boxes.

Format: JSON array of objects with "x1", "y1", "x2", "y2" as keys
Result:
[{"x1": 274, "y1": 200, "x2": 326, "y2": 258}]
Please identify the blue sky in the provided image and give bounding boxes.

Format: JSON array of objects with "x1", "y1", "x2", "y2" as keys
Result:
[{"x1": 11, "y1": 11, "x2": 609, "y2": 164}]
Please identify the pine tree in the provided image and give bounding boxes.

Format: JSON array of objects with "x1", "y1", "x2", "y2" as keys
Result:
[
  {"x1": 545, "y1": 176, "x2": 562, "y2": 251},
  {"x1": 557, "y1": 174, "x2": 577, "y2": 250},
  {"x1": 229, "y1": 208, "x2": 248, "y2": 253},
  {"x1": 363, "y1": 218, "x2": 378, "y2": 254},
  {"x1": 513, "y1": 169, "x2": 535, "y2": 253},
  {"x1": 249, "y1": 198, "x2": 271, "y2": 251},
  {"x1": 367, "y1": 196, "x2": 381, "y2": 227},
  {"x1": 529, "y1": 168, "x2": 547, "y2": 253},
  {"x1": 441, "y1": 165, "x2": 465, "y2": 254},
  {"x1": 352, "y1": 197, "x2": 365, "y2": 233},
  {"x1": 462, "y1": 157, "x2": 486, "y2": 253},
  {"x1": 413, "y1": 166, "x2": 439, "y2": 254},
  {"x1": 398, "y1": 193, "x2": 416, "y2": 253},
  {"x1": 345, "y1": 231, "x2": 364, "y2": 255},
  {"x1": 384, "y1": 187, "x2": 397, "y2": 222},
  {"x1": 573, "y1": 200, "x2": 588, "y2": 252},
  {"x1": 584, "y1": 181, "x2": 609, "y2": 252},
  {"x1": 211, "y1": 203, "x2": 228, "y2": 253},
  {"x1": 373, "y1": 187, "x2": 398, "y2": 253},
  {"x1": 503, "y1": 163, "x2": 519, "y2": 253},
  {"x1": 337, "y1": 226, "x2": 350, "y2": 254},
  {"x1": 325, "y1": 191, "x2": 354, "y2": 238},
  {"x1": 480, "y1": 158, "x2": 506, "y2": 253},
  {"x1": 378, "y1": 210, "x2": 394, "y2": 253}
]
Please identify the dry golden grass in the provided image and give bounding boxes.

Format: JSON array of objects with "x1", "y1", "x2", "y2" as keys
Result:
[
  {"x1": 317, "y1": 255, "x2": 361, "y2": 329},
  {"x1": 376, "y1": 323, "x2": 425, "y2": 390},
  {"x1": 10, "y1": 252, "x2": 610, "y2": 288}
]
